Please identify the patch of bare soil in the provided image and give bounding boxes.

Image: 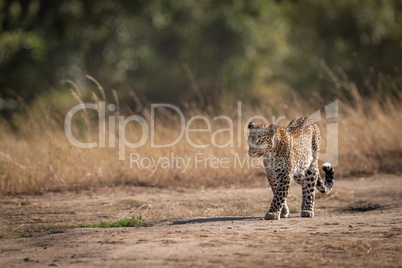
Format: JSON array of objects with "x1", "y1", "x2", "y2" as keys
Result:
[{"x1": 0, "y1": 174, "x2": 401, "y2": 267}]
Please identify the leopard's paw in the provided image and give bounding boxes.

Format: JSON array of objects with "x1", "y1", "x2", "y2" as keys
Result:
[
  {"x1": 301, "y1": 210, "x2": 314, "y2": 218},
  {"x1": 280, "y1": 207, "x2": 289, "y2": 218},
  {"x1": 265, "y1": 211, "x2": 280, "y2": 220}
]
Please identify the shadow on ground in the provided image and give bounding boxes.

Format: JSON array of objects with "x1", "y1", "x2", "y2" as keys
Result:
[{"x1": 171, "y1": 216, "x2": 261, "y2": 225}]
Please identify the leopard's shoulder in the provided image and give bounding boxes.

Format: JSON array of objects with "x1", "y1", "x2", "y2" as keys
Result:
[{"x1": 286, "y1": 117, "x2": 317, "y2": 137}]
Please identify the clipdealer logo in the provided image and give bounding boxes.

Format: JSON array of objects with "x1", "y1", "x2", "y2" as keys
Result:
[{"x1": 64, "y1": 101, "x2": 338, "y2": 173}]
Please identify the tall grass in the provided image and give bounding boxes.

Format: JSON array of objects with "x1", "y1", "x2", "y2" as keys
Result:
[{"x1": 0, "y1": 76, "x2": 401, "y2": 195}]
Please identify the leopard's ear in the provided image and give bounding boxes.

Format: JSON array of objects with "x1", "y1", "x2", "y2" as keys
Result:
[
  {"x1": 264, "y1": 124, "x2": 277, "y2": 133},
  {"x1": 248, "y1": 122, "x2": 255, "y2": 129}
]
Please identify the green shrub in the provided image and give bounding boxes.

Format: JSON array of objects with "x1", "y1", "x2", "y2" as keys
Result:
[{"x1": 79, "y1": 215, "x2": 144, "y2": 228}]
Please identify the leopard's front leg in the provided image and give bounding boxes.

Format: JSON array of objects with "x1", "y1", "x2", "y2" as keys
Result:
[
  {"x1": 267, "y1": 174, "x2": 289, "y2": 219},
  {"x1": 265, "y1": 173, "x2": 291, "y2": 220}
]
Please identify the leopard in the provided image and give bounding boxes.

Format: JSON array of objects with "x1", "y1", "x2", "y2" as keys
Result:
[{"x1": 247, "y1": 117, "x2": 334, "y2": 220}]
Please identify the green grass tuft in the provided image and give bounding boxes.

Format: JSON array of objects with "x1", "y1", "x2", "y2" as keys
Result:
[
  {"x1": 41, "y1": 224, "x2": 59, "y2": 231},
  {"x1": 78, "y1": 215, "x2": 144, "y2": 228}
]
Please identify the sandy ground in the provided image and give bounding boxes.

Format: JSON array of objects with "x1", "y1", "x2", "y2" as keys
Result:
[{"x1": 0, "y1": 174, "x2": 401, "y2": 267}]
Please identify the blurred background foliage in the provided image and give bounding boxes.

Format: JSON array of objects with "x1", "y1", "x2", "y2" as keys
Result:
[{"x1": 0, "y1": 0, "x2": 401, "y2": 113}]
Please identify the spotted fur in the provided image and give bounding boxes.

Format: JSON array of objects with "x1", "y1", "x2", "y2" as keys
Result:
[{"x1": 248, "y1": 117, "x2": 334, "y2": 220}]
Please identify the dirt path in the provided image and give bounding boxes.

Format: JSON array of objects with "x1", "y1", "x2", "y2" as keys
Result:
[{"x1": 1, "y1": 174, "x2": 401, "y2": 267}]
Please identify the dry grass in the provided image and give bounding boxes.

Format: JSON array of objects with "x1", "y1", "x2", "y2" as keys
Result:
[{"x1": 0, "y1": 76, "x2": 401, "y2": 195}]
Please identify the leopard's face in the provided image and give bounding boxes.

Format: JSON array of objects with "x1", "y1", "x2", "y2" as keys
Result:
[{"x1": 247, "y1": 122, "x2": 277, "y2": 158}]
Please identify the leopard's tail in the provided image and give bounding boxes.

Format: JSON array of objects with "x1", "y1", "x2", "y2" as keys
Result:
[{"x1": 316, "y1": 163, "x2": 334, "y2": 194}]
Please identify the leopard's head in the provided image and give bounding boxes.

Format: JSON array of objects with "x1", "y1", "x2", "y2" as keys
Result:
[{"x1": 247, "y1": 122, "x2": 277, "y2": 158}]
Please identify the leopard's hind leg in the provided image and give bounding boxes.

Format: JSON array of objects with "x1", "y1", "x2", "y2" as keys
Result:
[
  {"x1": 301, "y1": 165, "x2": 318, "y2": 218},
  {"x1": 300, "y1": 123, "x2": 321, "y2": 218}
]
